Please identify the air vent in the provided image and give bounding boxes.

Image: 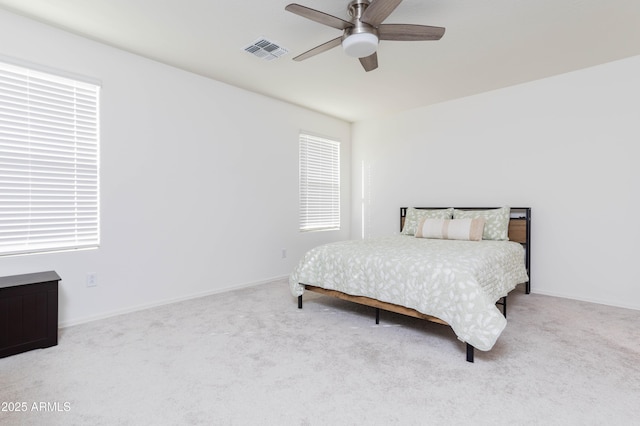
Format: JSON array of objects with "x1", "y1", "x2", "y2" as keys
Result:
[{"x1": 243, "y1": 37, "x2": 288, "y2": 61}]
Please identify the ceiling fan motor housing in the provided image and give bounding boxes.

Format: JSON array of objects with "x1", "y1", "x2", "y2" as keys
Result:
[{"x1": 343, "y1": 0, "x2": 379, "y2": 58}]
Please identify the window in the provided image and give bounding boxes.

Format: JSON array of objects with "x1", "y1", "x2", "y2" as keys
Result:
[
  {"x1": 0, "y1": 60, "x2": 100, "y2": 256},
  {"x1": 299, "y1": 133, "x2": 340, "y2": 232}
]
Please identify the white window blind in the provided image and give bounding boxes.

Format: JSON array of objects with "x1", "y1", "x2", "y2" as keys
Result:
[
  {"x1": 299, "y1": 133, "x2": 340, "y2": 232},
  {"x1": 0, "y1": 61, "x2": 100, "y2": 256}
]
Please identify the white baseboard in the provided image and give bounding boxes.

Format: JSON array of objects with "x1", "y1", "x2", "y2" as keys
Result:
[
  {"x1": 531, "y1": 289, "x2": 640, "y2": 311},
  {"x1": 58, "y1": 274, "x2": 289, "y2": 328}
]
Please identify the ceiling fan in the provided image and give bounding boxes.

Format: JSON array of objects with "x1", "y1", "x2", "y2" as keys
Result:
[{"x1": 285, "y1": 0, "x2": 445, "y2": 72}]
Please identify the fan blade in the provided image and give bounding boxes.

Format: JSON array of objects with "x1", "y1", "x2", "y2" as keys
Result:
[
  {"x1": 285, "y1": 4, "x2": 353, "y2": 30},
  {"x1": 293, "y1": 37, "x2": 342, "y2": 61},
  {"x1": 378, "y1": 24, "x2": 445, "y2": 41},
  {"x1": 359, "y1": 52, "x2": 378, "y2": 72},
  {"x1": 361, "y1": 0, "x2": 402, "y2": 27}
]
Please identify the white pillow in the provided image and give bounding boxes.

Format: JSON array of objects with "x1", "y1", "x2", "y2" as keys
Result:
[{"x1": 415, "y1": 218, "x2": 485, "y2": 241}]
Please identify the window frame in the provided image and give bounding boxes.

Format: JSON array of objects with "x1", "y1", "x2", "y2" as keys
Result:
[
  {"x1": 0, "y1": 59, "x2": 101, "y2": 256},
  {"x1": 298, "y1": 132, "x2": 341, "y2": 232}
]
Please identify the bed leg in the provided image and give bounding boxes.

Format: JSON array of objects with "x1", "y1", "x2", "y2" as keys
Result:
[
  {"x1": 298, "y1": 295, "x2": 302, "y2": 309},
  {"x1": 375, "y1": 308, "x2": 380, "y2": 324},
  {"x1": 526, "y1": 281, "x2": 531, "y2": 294},
  {"x1": 496, "y1": 296, "x2": 507, "y2": 318},
  {"x1": 466, "y1": 343, "x2": 474, "y2": 363}
]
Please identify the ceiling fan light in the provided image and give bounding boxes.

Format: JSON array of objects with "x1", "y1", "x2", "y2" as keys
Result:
[{"x1": 342, "y1": 32, "x2": 378, "y2": 58}]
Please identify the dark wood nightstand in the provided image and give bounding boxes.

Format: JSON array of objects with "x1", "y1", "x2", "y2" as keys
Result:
[{"x1": 0, "y1": 271, "x2": 60, "y2": 358}]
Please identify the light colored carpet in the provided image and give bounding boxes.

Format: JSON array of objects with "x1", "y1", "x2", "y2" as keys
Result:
[{"x1": 1, "y1": 279, "x2": 639, "y2": 425}]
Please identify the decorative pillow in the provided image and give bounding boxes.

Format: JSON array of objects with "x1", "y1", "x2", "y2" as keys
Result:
[
  {"x1": 415, "y1": 218, "x2": 485, "y2": 241},
  {"x1": 453, "y1": 207, "x2": 511, "y2": 240},
  {"x1": 401, "y1": 207, "x2": 453, "y2": 236}
]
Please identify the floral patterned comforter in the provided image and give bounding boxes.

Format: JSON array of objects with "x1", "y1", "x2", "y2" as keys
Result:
[{"x1": 289, "y1": 236, "x2": 529, "y2": 351}]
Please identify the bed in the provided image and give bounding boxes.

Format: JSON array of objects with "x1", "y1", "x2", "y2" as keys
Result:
[{"x1": 289, "y1": 207, "x2": 531, "y2": 362}]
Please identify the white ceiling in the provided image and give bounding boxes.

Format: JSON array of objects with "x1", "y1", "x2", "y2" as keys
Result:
[{"x1": 1, "y1": 0, "x2": 639, "y2": 122}]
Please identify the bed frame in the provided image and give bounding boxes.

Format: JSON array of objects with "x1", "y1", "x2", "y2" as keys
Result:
[{"x1": 297, "y1": 207, "x2": 531, "y2": 363}]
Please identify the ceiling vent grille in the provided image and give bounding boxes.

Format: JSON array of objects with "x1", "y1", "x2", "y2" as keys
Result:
[{"x1": 244, "y1": 37, "x2": 288, "y2": 61}]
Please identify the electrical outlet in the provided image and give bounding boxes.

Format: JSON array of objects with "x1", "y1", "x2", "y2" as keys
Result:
[
  {"x1": 86, "y1": 272, "x2": 97, "y2": 287},
  {"x1": 281, "y1": 248, "x2": 287, "y2": 259}
]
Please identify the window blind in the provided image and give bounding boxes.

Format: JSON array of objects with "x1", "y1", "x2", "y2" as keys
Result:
[
  {"x1": 0, "y1": 61, "x2": 100, "y2": 256},
  {"x1": 299, "y1": 133, "x2": 340, "y2": 232}
]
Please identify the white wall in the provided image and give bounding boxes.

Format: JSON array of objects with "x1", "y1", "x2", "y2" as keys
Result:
[
  {"x1": 0, "y1": 10, "x2": 351, "y2": 326},
  {"x1": 352, "y1": 55, "x2": 640, "y2": 310}
]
